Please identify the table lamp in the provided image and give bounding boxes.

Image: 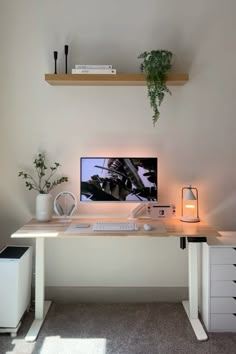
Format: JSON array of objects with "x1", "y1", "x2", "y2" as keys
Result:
[{"x1": 180, "y1": 185, "x2": 200, "y2": 222}]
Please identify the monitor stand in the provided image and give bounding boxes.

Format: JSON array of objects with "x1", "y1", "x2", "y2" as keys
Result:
[{"x1": 128, "y1": 203, "x2": 149, "y2": 220}]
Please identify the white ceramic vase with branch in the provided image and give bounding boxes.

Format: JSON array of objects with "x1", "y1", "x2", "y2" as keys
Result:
[{"x1": 18, "y1": 153, "x2": 69, "y2": 221}]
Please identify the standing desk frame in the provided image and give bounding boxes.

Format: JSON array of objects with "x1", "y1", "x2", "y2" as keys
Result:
[{"x1": 11, "y1": 217, "x2": 221, "y2": 342}]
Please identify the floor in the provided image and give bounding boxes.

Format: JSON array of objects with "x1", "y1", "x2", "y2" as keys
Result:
[{"x1": 0, "y1": 303, "x2": 236, "y2": 354}]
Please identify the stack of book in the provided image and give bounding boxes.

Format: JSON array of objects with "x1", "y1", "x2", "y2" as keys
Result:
[{"x1": 72, "y1": 64, "x2": 116, "y2": 75}]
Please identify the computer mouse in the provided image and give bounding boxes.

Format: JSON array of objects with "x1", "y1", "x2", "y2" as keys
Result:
[{"x1": 143, "y1": 223, "x2": 152, "y2": 231}]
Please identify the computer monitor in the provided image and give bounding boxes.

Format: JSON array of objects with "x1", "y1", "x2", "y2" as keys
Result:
[{"x1": 80, "y1": 157, "x2": 158, "y2": 202}]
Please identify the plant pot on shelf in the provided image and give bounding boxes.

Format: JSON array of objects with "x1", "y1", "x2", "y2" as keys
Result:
[
  {"x1": 138, "y1": 49, "x2": 173, "y2": 125},
  {"x1": 36, "y1": 193, "x2": 53, "y2": 221}
]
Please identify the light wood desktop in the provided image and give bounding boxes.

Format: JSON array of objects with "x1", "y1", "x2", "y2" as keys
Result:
[{"x1": 11, "y1": 217, "x2": 221, "y2": 342}]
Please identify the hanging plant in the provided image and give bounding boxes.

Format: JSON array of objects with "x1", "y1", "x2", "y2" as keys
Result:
[{"x1": 138, "y1": 50, "x2": 173, "y2": 126}]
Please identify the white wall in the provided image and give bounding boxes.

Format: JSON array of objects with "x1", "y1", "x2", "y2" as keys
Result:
[{"x1": 1, "y1": 0, "x2": 236, "y2": 292}]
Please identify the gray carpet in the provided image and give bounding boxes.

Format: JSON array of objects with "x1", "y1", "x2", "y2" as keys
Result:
[{"x1": 1, "y1": 303, "x2": 236, "y2": 354}]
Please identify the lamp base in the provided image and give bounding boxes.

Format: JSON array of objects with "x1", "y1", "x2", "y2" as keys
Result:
[{"x1": 180, "y1": 217, "x2": 200, "y2": 223}]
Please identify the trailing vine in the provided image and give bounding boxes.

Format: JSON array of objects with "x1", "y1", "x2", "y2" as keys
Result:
[{"x1": 138, "y1": 50, "x2": 173, "y2": 125}]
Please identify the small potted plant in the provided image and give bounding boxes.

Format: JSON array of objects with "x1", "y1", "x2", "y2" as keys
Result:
[
  {"x1": 138, "y1": 50, "x2": 173, "y2": 126},
  {"x1": 18, "y1": 153, "x2": 68, "y2": 221}
]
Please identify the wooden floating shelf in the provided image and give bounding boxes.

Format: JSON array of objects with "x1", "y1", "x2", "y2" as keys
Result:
[{"x1": 45, "y1": 73, "x2": 189, "y2": 86}]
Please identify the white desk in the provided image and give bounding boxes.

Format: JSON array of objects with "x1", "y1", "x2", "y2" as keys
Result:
[{"x1": 11, "y1": 217, "x2": 221, "y2": 342}]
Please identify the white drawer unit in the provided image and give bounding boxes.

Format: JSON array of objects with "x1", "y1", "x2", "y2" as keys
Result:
[
  {"x1": 211, "y1": 280, "x2": 236, "y2": 297},
  {"x1": 201, "y1": 232, "x2": 236, "y2": 332},
  {"x1": 210, "y1": 314, "x2": 236, "y2": 332},
  {"x1": 211, "y1": 265, "x2": 236, "y2": 280},
  {"x1": 211, "y1": 247, "x2": 236, "y2": 264},
  {"x1": 210, "y1": 298, "x2": 236, "y2": 313}
]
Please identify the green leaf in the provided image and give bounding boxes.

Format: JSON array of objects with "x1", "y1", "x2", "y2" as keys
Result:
[{"x1": 18, "y1": 152, "x2": 68, "y2": 193}]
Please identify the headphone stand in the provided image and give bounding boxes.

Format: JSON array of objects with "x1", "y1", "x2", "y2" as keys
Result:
[
  {"x1": 54, "y1": 191, "x2": 77, "y2": 220},
  {"x1": 57, "y1": 216, "x2": 72, "y2": 223}
]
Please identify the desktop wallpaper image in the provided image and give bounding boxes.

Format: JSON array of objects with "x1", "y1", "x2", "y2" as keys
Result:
[{"x1": 80, "y1": 158, "x2": 158, "y2": 202}]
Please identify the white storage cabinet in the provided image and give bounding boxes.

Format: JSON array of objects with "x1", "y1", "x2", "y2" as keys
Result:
[
  {"x1": 201, "y1": 232, "x2": 236, "y2": 332},
  {"x1": 0, "y1": 245, "x2": 32, "y2": 334}
]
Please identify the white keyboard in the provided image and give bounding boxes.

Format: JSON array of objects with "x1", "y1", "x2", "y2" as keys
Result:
[{"x1": 92, "y1": 222, "x2": 138, "y2": 232}]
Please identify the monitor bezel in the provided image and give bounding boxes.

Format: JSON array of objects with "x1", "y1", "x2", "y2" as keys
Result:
[{"x1": 80, "y1": 157, "x2": 158, "y2": 203}]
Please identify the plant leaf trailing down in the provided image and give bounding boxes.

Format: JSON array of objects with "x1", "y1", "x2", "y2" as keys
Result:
[
  {"x1": 138, "y1": 50, "x2": 173, "y2": 126},
  {"x1": 18, "y1": 153, "x2": 68, "y2": 194}
]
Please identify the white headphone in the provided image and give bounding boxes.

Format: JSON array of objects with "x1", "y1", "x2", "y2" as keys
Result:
[{"x1": 54, "y1": 191, "x2": 77, "y2": 217}]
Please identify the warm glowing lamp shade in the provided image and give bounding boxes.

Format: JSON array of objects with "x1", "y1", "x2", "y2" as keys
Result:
[{"x1": 180, "y1": 185, "x2": 200, "y2": 223}]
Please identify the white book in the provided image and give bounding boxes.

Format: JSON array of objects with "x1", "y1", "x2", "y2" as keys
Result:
[
  {"x1": 75, "y1": 64, "x2": 112, "y2": 69},
  {"x1": 72, "y1": 68, "x2": 116, "y2": 74}
]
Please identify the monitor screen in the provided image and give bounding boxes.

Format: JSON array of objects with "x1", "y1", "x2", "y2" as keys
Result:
[{"x1": 80, "y1": 157, "x2": 158, "y2": 202}]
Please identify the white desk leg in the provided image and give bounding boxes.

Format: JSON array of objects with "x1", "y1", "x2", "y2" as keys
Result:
[
  {"x1": 182, "y1": 242, "x2": 208, "y2": 341},
  {"x1": 25, "y1": 238, "x2": 52, "y2": 342}
]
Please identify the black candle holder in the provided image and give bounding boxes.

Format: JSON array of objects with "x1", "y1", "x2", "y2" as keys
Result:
[
  {"x1": 64, "y1": 45, "x2": 69, "y2": 74},
  {"x1": 54, "y1": 51, "x2": 58, "y2": 74}
]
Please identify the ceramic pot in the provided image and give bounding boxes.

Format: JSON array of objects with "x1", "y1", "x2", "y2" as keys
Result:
[{"x1": 36, "y1": 193, "x2": 53, "y2": 221}]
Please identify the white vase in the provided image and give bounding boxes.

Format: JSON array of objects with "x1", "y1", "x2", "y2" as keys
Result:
[{"x1": 36, "y1": 193, "x2": 53, "y2": 221}]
